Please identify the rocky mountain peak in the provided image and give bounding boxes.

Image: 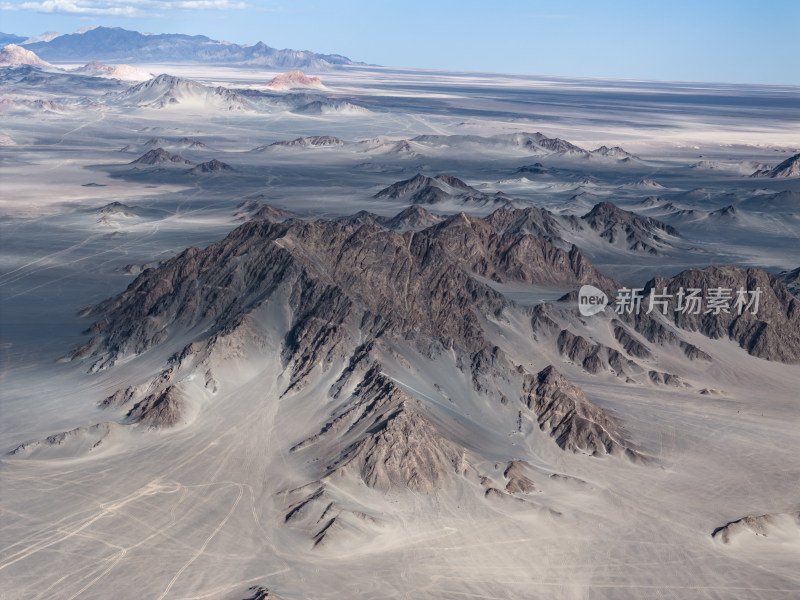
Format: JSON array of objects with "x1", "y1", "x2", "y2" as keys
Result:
[
  {"x1": 130, "y1": 148, "x2": 194, "y2": 165},
  {"x1": 581, "y1": 201, "x2": 681, "y2": 254},
  {"x1": 191, "y1": 159, "x2": 235, "y2": 174},
  {"x1": 750, "y1": 152, "x2": 800, "y2": 178}
]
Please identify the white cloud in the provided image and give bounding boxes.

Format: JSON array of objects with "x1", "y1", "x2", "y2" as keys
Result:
[
  {"x1": 0, "y1": 0, "x2": 249, "y2": 16},
  {"x1": 1, "y1": 0, "x2": 137, "y2": 15},
  {"x1": 171, "y1": 0, "x2": 248, "y2": 8}
]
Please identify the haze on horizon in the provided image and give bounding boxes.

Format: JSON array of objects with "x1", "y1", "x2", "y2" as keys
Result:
[{"x1": 1, "y1": 0, "x2": 798, "y2": 85}]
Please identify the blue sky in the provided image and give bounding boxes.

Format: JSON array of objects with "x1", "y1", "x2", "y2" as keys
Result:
[{"x1": 1, "y1": 0, "x2": 798, "y2": 84}]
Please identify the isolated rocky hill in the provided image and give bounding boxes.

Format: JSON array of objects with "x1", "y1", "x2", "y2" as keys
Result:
[
  {"x1": 485, "y1": 205, "x2": 578, "y2": 246},
  {"x1": 640, "y1": 266, "x2": 800, "y2": 363},
  {"x1": 374, "y1": 173, "x2": 511, "y2": 207},
  {"x1": 266, "y1": 70, "x2": 325, "y2": 90},
  {"x1": 190, "y1": 159, "x2": 235, "y2": 174},
  {"x1": 290, "y1": 98, "x2": 368, "y2": 115},
  {"x1": 130, "y1": 147, "x2": 194, "y2": 165}
]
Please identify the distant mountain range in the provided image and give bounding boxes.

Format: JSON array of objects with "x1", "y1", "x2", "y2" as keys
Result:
[
  {"x1": 0, "y1": 33, "x2": 27, "y2": 46},
  {"x1": 0, "y1": 26, "x2": 360, "y2": 70}
]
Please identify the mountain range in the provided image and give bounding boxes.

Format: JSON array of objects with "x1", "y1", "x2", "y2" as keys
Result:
[
  {"x1": 4, "y1": 26, "x2": 359, "y2": 70},
  {"x1": 2, "y1": 27, "x2": 799, "y2": 598},
  {"x1": 372, "y1": 174, "x2": 684, "y2": 255}
]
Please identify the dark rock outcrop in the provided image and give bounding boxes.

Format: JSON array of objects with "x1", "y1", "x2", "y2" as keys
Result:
[
  {"x1": 130, "y1": 147, "x2": 194, "y2": 166},
  {"x1": 190, "y1": 159, "x2": 235, "y2": 174},
  {"x1": 522, "y1": 365, "x2": 640, "y2": 459},
  {"x1": 612, "y1": 322, "x2": 653, "y2": 359},
  {"x1": 641, "y1": 266, "x2": 800, "y2": 363},
  {"x1": 556, "y1": 329, "x2": 638, "y2": 377},
  {"x1": 581, "y1": 201, "x2": 681, "y2": 255},
  {"x1": 270, "y1": 135, "x2": 344, "y2": 147},
  {"x1": 777, "y1": 266, "x2": 800, "y2": 299},
  {"x1": 485, "y1": 206, "x2": 575, "y2": 246},
  {"x1": 712, "y1": 511, "x2": 800, "y2": 543}
]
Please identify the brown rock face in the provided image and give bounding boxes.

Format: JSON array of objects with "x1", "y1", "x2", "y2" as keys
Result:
[
  {"x1": 343, "y1": 399, "x2": 463, "y2": 492},
  {"x1": 712, "y1": 511, "x2": 800, "y2": 543},
  {"x1": 125, "y1": 386, "x2": 184, "y2": 428},
  {"x1": 612, "y1": 322, "x2": 653, "y2": 359},
  {"x1": 503, "y1": 461, "x2": 536, "y2": 493},
  {"x1": 640, "y1": 266, "x2": 800, "y2": 363},
  {"x1": 76, "y1": 210, "x2": 613, "y2": 371},
  {"x1": 67, "y1": 207, "x2": 674, "y2": 472},
  {"x1": 523, "y1": 365, "x2": 639, "y2": 460}
]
